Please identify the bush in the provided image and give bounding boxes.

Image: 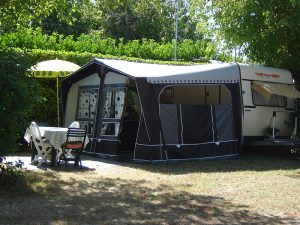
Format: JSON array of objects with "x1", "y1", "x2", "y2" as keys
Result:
[
  {"x1": 0, "y1": 160, "x2": 24, "y2": 191},
  {"x1": 0, "y1": 158, "x2": 40, "y2": 196},
  {"x1": 0, "y1": 47, "x2": 43, "y2": 155}
]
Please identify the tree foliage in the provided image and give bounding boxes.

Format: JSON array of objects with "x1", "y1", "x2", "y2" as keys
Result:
[
  {"x1": 34, "y1": 0, "x2": 97, "y2": 37},
  {"x1": 93, "y1": 0, "x2": 172, "y2": 41},
  {"x1": 0, "y1": 48, "x2": 43, "y2": 155},
  {"x1": 91, "y1": 0, "x2": 211, "y2": 42},
  {"x1": 212, "y1": 0, "x2": 300, "y2": 75},
  {"x1": 0, "y1": 0, "x2": 76, "y2": 33}
]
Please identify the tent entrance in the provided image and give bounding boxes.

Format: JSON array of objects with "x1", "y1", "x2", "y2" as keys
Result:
[
  {"x1": 119, "y1": 88, "x2": 140, "y2": 156},
  {"x1": 158, "y1": 84, "x2": 237, "y2": 159},
  {"x1": 93, "y1": 73, "x2": 140, "y2": 158}
]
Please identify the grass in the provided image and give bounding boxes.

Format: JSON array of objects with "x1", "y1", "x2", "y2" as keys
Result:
[{"x1": 0, "y1": 149, "x2": 299, "y2": 225}]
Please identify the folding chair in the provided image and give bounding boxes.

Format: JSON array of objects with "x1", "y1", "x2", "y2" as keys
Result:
[
  {"x1": 58, "y1": 128, "x2": 87, "y2": 168},
  {"x1": 56, "y1": 121, "x2": 80, "y2": 160},
  {"x1": 29, "y1": 122, "x2": 52, "y2": 167}
]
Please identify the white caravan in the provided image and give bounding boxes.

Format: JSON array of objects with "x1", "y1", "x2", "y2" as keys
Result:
[{"x1": 239, "y1": 64, "x2": 300, "y2": 146}]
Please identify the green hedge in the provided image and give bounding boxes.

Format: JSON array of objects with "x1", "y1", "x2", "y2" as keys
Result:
[
  {"x1": 0, "y1": 28, "x2": 232, "y2": 62},
  {"x1": 23, "y1": 48, "x2": 195, "y2": 66}
]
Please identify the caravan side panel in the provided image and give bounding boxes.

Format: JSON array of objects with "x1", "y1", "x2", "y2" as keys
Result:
[{"x1": 240, "y1": 65, "x2": 296, "y2": 143}]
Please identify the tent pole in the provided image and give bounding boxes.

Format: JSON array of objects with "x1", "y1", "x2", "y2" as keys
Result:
[{"x1": 57, "y1": 75, "x2": 60, "y2": 127}]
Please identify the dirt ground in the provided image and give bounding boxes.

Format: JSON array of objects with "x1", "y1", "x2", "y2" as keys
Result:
[{"x1": 1, "y1": 150, "x2": 299, "y2": 225}]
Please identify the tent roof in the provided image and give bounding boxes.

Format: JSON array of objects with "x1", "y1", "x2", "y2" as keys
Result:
[
  {"x1": 95, "y1": 59, "x2": 240, "y2": 83},
  {"x1": 64, "y1": 59, "x2": 241, "y2": 84}
]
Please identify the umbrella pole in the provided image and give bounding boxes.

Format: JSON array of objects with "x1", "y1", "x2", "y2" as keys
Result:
[{"x1": 57, "y1": 75, "x2": 60, "y2": 127}]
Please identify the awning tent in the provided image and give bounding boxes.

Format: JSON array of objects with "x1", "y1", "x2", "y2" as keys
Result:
[
  {"x1": 252, "y1": 81, "x2": 300, "y2": 99},
  {"x1": 61, "y1": 59, "x2": 242, "y2": 162}
]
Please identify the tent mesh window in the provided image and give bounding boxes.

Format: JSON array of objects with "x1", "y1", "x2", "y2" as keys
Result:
[
  {"x1": 160, "y1": 84, "x2": 231, "y2": 105},
  {"x1": 160, "y1": 87, "x2": 174, "y2": 104}
]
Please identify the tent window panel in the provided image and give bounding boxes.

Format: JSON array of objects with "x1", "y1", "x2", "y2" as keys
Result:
[
  {"x1": 160, "y1": 104, "x2": 179, "y2": 144},
  {"x1": 100, "y1": 87, "x2": 126, "y2": 136},
  {"x1": 173, "y1": 85, "x2": 205, "y2": 105},
  {"x1": 76, "y1": 88, "x2": 98, "y2": 120},
  {"x1": 206, "y1": 85, "x2": 220, "y2": 104},
  {"x1": 220, "y1": 86, "x2": 231, "y2": 104},
  {"x1": 214, "y1": 105, "x2": 234, "y2": 141},
  {"x1": 124, "y1": 90, "x2": 140, "y2": 120},
  {"x1": 160, "y1": 87, "x2": 174, "y2": 104},
  {"x1": 159, "y1": 85, "x2": 231, "y2": 105},
  {"x1": 79, "y1": 121, "x2": 94, "y2": 137},
  {"x1": 181, "y1": 105, "x2": 214, "y2": 143},
  {"x1": 252, "y1": 85, "x2": 286, "y2": 107},
  {"x1": 102, "y1": 87, "x2": 126, "y2": 119},
  {"x1": 101, "y1": 123, "x2": 120, "y2": 136}
]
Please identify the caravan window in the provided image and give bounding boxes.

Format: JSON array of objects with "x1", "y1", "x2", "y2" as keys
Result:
[
  {"x1": 159, "y1": 85, "x2": 231, "y2": 105},
  {"x1": 251, "y1": 83, "x2": 286, "y2": 107}
]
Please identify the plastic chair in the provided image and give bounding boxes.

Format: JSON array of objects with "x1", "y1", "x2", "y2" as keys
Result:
[
  {"x1": 29, "y1": 122, "x2": 52, "y2": 166},
  {"x1": 58, "y1": 128, "x2": 87, "y2": 168},
  {"x1": 69, "y1": 121, "x2": 80, "y2": 128}
]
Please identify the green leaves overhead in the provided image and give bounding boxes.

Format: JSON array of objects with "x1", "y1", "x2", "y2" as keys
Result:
[
  {"x1": 0, "y1": 0, "x2": 73, "y2": 32},
  {"x1": 212, "y1": 0, "x2": 300, "y2": 75}
]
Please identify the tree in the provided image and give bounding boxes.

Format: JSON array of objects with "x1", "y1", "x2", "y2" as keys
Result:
[
  {"x1": 0, "y1": 0, "x2": 70, "y2": 154},
  {"x1": 0, "y1": 0, "x2": 74, "y2": 33},
  {"x1": 93, "y1": 0, "x2": 174, "y2": 41},
  {"x1": 212, "y1": 0, "x2": 300, "y2": 75},
  {"x1": 35, "y1": 0, "x2": 99, "y2": 38},
  {"x1": 170, "y1": 0, "x2": 212, "y2": 41},
  {"x1": 92, "y1": 0, "x2": 212, "y2": 42}
]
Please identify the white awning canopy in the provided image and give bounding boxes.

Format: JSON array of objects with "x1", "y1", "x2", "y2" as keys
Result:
[
  {"x1": 252, "y1": 81, "x2": 300, "y2": 99},
  {"x1": 93, "y1": 59, "x2": 241, "y2": 84}
]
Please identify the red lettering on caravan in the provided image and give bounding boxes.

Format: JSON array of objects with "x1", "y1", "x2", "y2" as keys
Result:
[{"x1": 255, "y1": 72, "x2": 280, "y2": 79}]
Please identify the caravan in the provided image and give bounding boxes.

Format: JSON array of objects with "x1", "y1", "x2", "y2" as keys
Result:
[
  {"x1": 239, "y1": 64, "x2": 300, "y2": 146},
  {"x1": 61, "y1": 59, "x2": 300, "y2": 162}
]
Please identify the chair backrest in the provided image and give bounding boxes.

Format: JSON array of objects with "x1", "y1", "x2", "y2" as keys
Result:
[
  {"x1": 69, "y1": 121, "x2": 80, "y2": 128},
  {"x1": 29, "y1": 122, "x2": 42, "y2": 141},
  {"x1": 29, "y1": 122, "x2": 43, "y2": 150},
  {"x1": 65, "y1": 128, "x2": 87, "y2": 150}
]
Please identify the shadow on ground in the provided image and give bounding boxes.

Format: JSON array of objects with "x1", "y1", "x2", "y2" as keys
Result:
[
  {"x1": 118, "y1": 146, "x2": 300, "y2": 175},
  {"x1": 0, "y1": 172, "x2": 297, "y2": 225}
]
